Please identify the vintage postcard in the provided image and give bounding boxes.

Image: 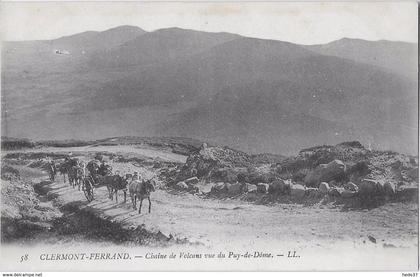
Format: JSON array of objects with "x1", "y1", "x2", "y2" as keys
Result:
[{"x1": 0, "y1": 1, "x2": 418, "y2": 272}]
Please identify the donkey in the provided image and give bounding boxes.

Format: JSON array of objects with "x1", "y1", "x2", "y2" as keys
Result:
[
  {"x1": 106, "y1": 173, "x2": 131, "y2": 203},
  {"x1": 68, "y1": 166, "x2": 83, "y2": 190},
  {"x1": 129, "y1": 178, "x2": 156, "y2": 214},
  {"x1": 58, "y1": 162, "x2": 69, "y2": 183}
]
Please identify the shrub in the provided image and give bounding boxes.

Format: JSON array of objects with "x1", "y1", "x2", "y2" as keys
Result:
[{"x1": 337, "y1": 141, "x2": 364, "y2": 149}]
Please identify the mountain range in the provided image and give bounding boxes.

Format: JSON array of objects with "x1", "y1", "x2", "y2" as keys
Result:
[{"x1": 1, "y1": 25, "x2": 418, "y2": 155}]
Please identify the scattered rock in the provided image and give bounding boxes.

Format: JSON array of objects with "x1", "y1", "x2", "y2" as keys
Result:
[
  {"x1": 269, "y1": 179, "x2": 290, "y2": 195},
  {"x1": 226, "y1": 182, "x2": 246, "y2": 195},
  {"x1": 256, "y1": 183, "x2": 269, "y2": 193},
  {"x1": 197, "y1": 183, "x2": 212, "y2": 194},
  {"x1": 358, "y1": 179, "x2": 380, "y2": 196},
  {"x1": 328, "y1": 187, "x2": 341, "y2": 197},
  {"x1": 383, "y1": 182, "x2": 396, "y2": 196},
  {"x1": 184, "y1": 177, "x2": 199, "y2": 185},
  {"x1": 344, "y1": 182, "x2": 358, "y2": 192},
  {"x1": 174, "y1": 181, "x2": 189, "y2": 190},
  {"x1": 383, "y1": 243, "x2": 396, "y2": 248},
  {"x1": 368, "y1": 235, "x2": 376, "y2": 244},
  {"x1": 247, "y1": 184, "x2": 258, "y2": 193},
  {"x1": 211, "y1": 182, "x2": 228, "y2": 194},
  {"x1": 304, "y1": 159, "x2": 346, "y2": 187},
  {"x1": 318, "y1": 182, "x2": 330, "y2": 194},
  {"x1": 290, "y1": 184, "x2": 306, "y2": 199},
  {"x1": 328, "y1": 180, "x2": 338, "y2": 187},
  {"x1": 189, "y1": 185, "x2": 200, "y2": 194},
  {"x1": 396, "y1": 185, "x2": 419, "y2": 202},
  {"x1": 1, "y1": 165, "x2": 20, "y2": 180},
  {"x1": 347, "y1": 161, "x2": 371, "y2": 183},
  {"x1": 340, "y1": 189, "x2": 357, "y2": 198},
  {"x1": 305, "y1": 187, "x2": 321, "y2": 198},
  {"x1": 406, "y1": 168, "x2": 419, "y2": 180}
]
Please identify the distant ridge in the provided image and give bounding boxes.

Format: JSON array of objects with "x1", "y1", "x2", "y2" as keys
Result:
[
  {"x1": 2, "y1": 26, "x2": 418, "y2": 155},
  {"x1": 305, "y1": 37, "x2": 417, "y2": 79}
]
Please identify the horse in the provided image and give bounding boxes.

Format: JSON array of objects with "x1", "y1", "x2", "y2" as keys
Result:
[
  {"x1": 106, "y1": 173, "x2": 131, "y2": 203},
  {"x1": 87, "y1": 160, "x2": 112, "y2": 177},
  {"x1": 129, "y1": 178, "x2": 156, "y2": 214},
  {"x1": 59, "y1": 157, "x2": 78, "y2": 184},
  {"x1": 68, "y1": 165, "x2": 83, "y2": 190}
]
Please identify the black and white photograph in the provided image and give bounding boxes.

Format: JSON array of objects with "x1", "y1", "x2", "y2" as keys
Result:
[{"x1": 0, "y1": 1, "x2": 418, "y2": 272}]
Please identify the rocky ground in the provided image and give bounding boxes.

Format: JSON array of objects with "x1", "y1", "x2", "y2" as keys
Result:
[{"x1": 162, "y1": 141, "x2": 417, "y2": 211}]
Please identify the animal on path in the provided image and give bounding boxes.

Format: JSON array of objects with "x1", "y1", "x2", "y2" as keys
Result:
[
  {"x1": 59, "y1": 157, "x2": 78, "y2": 184},
  {"x1": 57, "y1": 162, "x2": 69, "y2": 183},
  {"x1": 129, "y1": 178, "x2": 156, "y2": 214},
  {"x1": 105, "y1": 173, "x2": 131, "y2": 203},
  {"x1": 68, "y1": 165, "x2": 83, "y2": 190}
]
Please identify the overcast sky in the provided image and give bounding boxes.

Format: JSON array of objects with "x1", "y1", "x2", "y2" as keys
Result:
[{"x1": 0, "y1": 1, "x2": 418, "y2": 45}]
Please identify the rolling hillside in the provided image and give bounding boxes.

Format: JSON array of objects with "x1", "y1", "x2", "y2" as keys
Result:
[{"x1": 2, "y1": 26, "x2": 417, "y2": 155}]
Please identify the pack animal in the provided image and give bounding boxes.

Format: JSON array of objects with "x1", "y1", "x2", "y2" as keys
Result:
[
  {"x1": 105, "y1": 173, "x2": 131, "y2": 203},
  {"x1": 68, "y1": 165, "x2": 83, "y2": 190},
  {"x1": 57, "y1": 162, "x2": 69, "y2": 183},
  {"x1": 129, "y1": 179, "x2": 156, "y2": 214},
  {"x1": 60, "y1": 158, "x2": 79, "y2": 185}
]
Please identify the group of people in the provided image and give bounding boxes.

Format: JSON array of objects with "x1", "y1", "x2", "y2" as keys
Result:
[
  {"x1": 44, "y1": 154, "x2": 156, "y2": 210},
  {"x1": 46, "y1": 155, "x2": 142, "y2": 183}
]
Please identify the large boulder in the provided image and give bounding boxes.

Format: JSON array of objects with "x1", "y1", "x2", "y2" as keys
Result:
[
  {"x1": 290, "y1": 184, "x2": 306, "y2": 199},
  {"x1": 174, "y1": 181, "x2": 189, "y2": 190},
  {"x1": 257, "y1": 183, "x2": 269, "y2": 193},
  {"x1": 344, "y1": 182, "x2": 358, "y2": 192},
  {"x1": 357, "y1": 179, "x2": 386, "y2": 204},
  {"x1": 305, "y1": 187, "x2": 321, "y2": 199},
  {"x1": 340, "y1": 189, "x2": 357, "y2": 198},
  {"x1": 269, "y1": 179, "x2": 290, "y2": 195},
  {"x1": 210, "y1": 182, "x2": 228, "y2": 194},
  {"x1": 358, "y1": 179, "x2": 379, "y2": 195},
  {"x1": 328, "y1": 180, "x2": 338, "y2": 187},
  {"x1": 347, "y1": 161, "x2": 371, "y2": 183},
  {"x1": 304, "y1": 160, "x2": 346, "y2": 187},
  {"x1": 197, "y1": 183, "x2": 213, "y2": 194},
  {"x1": 375, "y1": 181, "x2": 385, "y2": 196},
  {"x1": 383, "y1": 182, "x2": 396, "y2": 197},
  {"x1": 247, "y1": 184, "x2": 258, "y2": 193},
  {"x1": 226, "y1": 182, "x2": 246, "y2": 195},
  {"x1": 318, "y1": 182, "x2": 330, "y2": 194},
  {"x1": 184, "y1": 177, "x2": 199, "y2": 185},
  {"x1": 396, "y1": 185, "x2": 419, "y2": 202},
  {"x1": 328, "y1": 187, "x2": 342, "y2": 197},
  {"x1": 406, "y1": 168, "x2": 419, "y2": 180}
]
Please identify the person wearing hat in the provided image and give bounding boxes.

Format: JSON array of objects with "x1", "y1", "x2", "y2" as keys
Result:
[
  {"x1": 98, "y1": 161, "x2": 109, "y2": 176},
  {"x1": 48, "y1": 160, "x2": 57, "y2": 181}
]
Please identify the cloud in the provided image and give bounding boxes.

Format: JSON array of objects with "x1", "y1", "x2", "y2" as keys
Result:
[{"x1": 1, "y1": 2, "x2": 417, "y2": 44}]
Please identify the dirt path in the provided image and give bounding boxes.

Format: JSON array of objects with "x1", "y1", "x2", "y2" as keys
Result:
[
  {"x1": 36, "y1": 165, "x2": 418, "y2": 250},
  {"x1": 2, "y1": 145, "x2": 187, "y2": 163}
]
